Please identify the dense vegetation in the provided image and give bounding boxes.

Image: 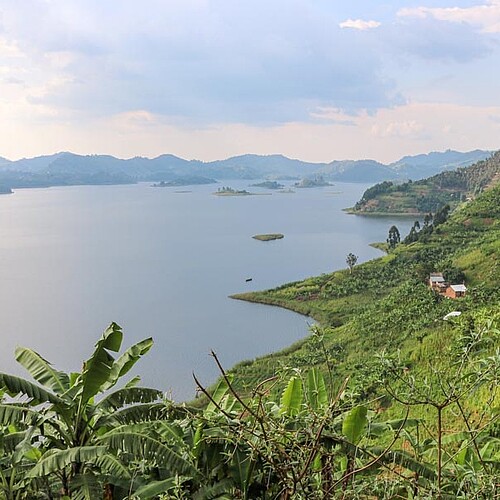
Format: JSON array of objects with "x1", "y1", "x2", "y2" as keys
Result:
[
  {"x1": 214, "y1": 186, "x2": 252, "y2": 196},
  {"x1": 294, "y1": 176, "x2": 330, "y2": 188},
  {"x1": 350, "y1": 151, "x2": 500, "y2": 214},
  {"x1": 0, "y1": 185, "x2": 498, "y2": 498}
]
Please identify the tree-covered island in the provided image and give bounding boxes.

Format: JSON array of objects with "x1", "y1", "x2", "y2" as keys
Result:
[
  {"x1": 294, "y1": 175, "x2": 331, "y2": 188},
  {"x1": 213, "y1": 186, "x2": 270, "y2": 196}
]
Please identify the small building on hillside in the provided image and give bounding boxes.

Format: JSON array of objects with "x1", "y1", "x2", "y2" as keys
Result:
[
  {"x1": 429, "y1": 273, "x2": 446, "y2": 291},
  {"x1": 445, "y1": 284, "x2": 467, "y2": 299}
]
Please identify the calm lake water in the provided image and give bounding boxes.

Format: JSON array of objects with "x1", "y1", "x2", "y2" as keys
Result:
[{"x1": 0, "y1": 181, "x2": 414, "y2": 400}]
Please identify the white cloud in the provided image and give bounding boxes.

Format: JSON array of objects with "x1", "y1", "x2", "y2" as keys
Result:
[
  {"x1": 110, "y1": 110, "x2": 162, "y2": 129},
  {"x1": 0, "y1": 37, "x2": 24, "y2": 57},
  {"x1": 399, "y1": 1, "x2": 500, "y2": 33},
  {"x1": 0, "y1": 1, "x2": 397, "y2": 123},
  {"x1": 371, "y1": 120, "x2": 426, "y2": 139},
  {"x1": 339, "y1": 19, "x2": 381, "y2": 30}
]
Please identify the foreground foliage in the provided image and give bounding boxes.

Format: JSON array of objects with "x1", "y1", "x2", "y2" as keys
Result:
[{"x1": 0, "y1": 315, "x2": 499, "y2": 499}]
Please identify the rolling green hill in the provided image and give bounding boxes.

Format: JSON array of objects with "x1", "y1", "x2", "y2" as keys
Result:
[
  {"x1": 231, "y1": 183, "x2": 499, "y2": 403},
  {"x1": 349, "y1": 150, "x2": 500, "y2": 215}
]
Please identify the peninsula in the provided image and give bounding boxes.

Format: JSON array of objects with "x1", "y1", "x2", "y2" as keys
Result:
[
  {"x1": 152, "y1": 176, "x2": 216, "y2": 187},
  {"x1": 348, "y1": 152, "x2": 499, "y2": 215}
]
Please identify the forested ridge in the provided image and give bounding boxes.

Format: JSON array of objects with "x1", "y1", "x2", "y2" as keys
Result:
[
  {"x1": 350, "y1": 150, "x2": 500, "y2": 214},
  {"x1": 0, "y1": 184, "x2": 499, "y2": 498}
]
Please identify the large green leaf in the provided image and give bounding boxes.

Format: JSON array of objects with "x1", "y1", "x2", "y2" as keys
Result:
[
  {"x1": 27, "y1": 446, "x2": 107, "y2": 478},
  {"x1": 342, "y1": 406, "x2": 367, "y2": 445},
  {"x1": 192, "y1": 478, "x2": 235, "y2": 500},
  {"x1": 154, "y1": 421, "x2": 186, "y2": 446},
  {"x1": 306, "y1": 368, "x2": 328, "y2": 410},
  {"x1": 102, "y1": 337, "x2": 154, "y2": 391},
  {"x1": 375, "y1": 448, "x2": 437, "y2": 480},
  {"x1": 96, "y1": 403, "x2": 169, "y2": 427},
  {"x1": 0, "y1": 373, "x2": 62, "y2": 405},
  {"x1": 70, "y1": 473, "x2": 102, "y2": 500},
  {"x1": 15, "y1": 347, "x2": 69, "y2": 395},
  {"x1": 101, "y1": 425, "x2": 196, "y2": 476},
  {"x1": 480, "y1": 438, "x2": 500, "y2": 462},
  {"x1": 133, "y1": 477, "x2": 186, "y2": 498},
  {"x1": 2, "y1": 431, "x2": 28, "y2": 454},
  {"x1": 95, "y1": 453, "x2": 131, "y2": 481},
  {"x1": 205, "y1": 375, "x2": 232, "y2": 414},
  {"x1": 229, "y1": 448, "x2": 254, "y2": 496},
  {"x1": 97, "y1": 387, "x2": 162, "y2": 411},
  {"x1": 0, "y1": 403, "x2": 38, "y2": 426},
  {"x1": 80, "y1": 323, "x2": 123, "y2": 404},
  {"x1": 280, "y1": 376, "x2": 303, "y2": 416}
]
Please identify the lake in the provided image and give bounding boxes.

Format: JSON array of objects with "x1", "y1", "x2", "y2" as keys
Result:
[{"x1": 0, "y1": 181, "x2": 415, "y2": 400}]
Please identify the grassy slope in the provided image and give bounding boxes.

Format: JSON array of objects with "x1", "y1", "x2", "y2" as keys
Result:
[
  {"x1": 229, "y1": 185, "x2": 499, "y2": 418},
  {"x1": 349, "y1": 151, "x2": 500, "y2": 215}
]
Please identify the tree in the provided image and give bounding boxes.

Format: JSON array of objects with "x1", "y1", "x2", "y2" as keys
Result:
[
  {"x1": 423, "y1": 212, "x2": 433, "y2": 227},
  {"x1": 387, "y1": 225, "x2": 400, "y2": 249},
  {"x1": 0, "y1": 323, "x2": 174, "y2": 498},
  {"x1": 346, "y1": 253, "x2": 358, "y2": 274},
  {"x1": 434, "y1": 204, "x2": 450, "y2": 226},
  {"x1": 403, "y1": 221, "x2": 421, "y2": 244}
]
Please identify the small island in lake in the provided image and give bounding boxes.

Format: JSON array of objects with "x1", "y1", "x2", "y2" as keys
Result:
[
  {"x1": 250, "y1": 180, "x2": 284, "y2": 190},
  {"x1": 214, "y1": 186, "x2": 254, "y2": 196},
  {"x1": 252, "y1": 233, "x2": 284, "y2": 241},
  {"x1": 152, "y1": 176, "x2": 216, "y2": 187},
  {"x1": 294, "y1": 175, "x2": 331, "y2": 188}
]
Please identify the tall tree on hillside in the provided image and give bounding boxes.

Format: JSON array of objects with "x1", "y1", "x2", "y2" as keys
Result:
[
  {"x1": 346, "y1": 253, "x2": 358, "y2": 274},
  {"x1": 387, "y1": 225, "x2": 400, "y2": 249},
  {"x1": 434, "y1": 204, "x2": 451, "y2": 226}
]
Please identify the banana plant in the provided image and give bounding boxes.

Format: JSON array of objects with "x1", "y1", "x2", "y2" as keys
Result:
[{"x1": 0, "y1": 323, "x2": 167, "y2": 498}]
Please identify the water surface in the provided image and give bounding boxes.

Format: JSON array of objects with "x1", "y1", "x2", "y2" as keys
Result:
[{"x1": 0, "y1": 182, "x2": 414, "y2": 399}]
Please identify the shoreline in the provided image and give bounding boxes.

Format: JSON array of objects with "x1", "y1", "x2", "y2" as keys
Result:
[{"x1": 343, "y1": 208, "x2": 422, "y2": 217}]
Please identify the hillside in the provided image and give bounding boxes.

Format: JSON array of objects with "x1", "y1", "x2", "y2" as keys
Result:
[
  {"x1": 349, "y1": 150, "x2": 500, "y2": 214},
  {"x1": 0, "y1": 149, "x2": 491, "y2": 191},
  {"x1": 389, "y1": 149, "x2": 490, "y2": 178},
  {"x1": 231, "y1": 184, "x2": 499, "y2": 402},
  {"x1": 0, "y1": 156, "x2": 12, "y2": 167}
]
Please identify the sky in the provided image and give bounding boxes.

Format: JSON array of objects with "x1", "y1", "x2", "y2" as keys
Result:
[{"x1": 1, "y1": 0, "x2": 500, "y2": 163}]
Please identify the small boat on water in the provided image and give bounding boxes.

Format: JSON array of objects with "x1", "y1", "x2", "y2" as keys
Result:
[{"x1": 245, "y1": 278, "x2": 253, "y2": 282}]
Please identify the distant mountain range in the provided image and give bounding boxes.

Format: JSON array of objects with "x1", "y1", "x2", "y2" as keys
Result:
[{"x1": 0, "y1": 149, "x2": 493, "y2": 191}]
